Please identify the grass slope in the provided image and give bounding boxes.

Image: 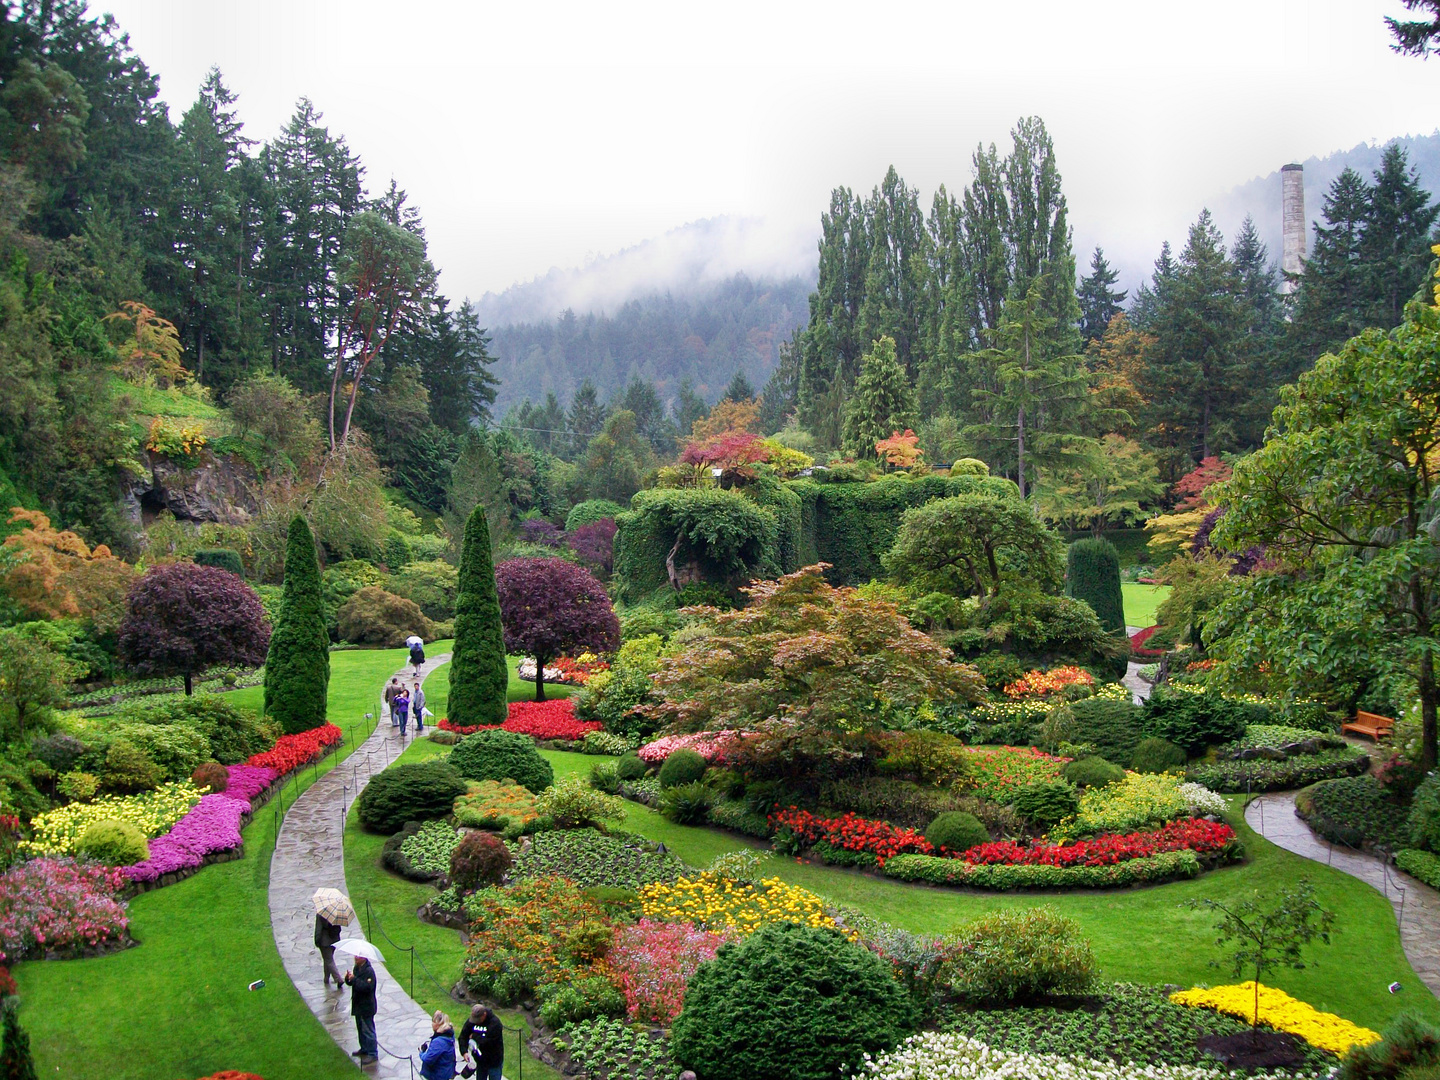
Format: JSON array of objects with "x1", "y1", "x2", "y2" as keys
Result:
[
  {"x1": 13, "y1": 647, "x2": 414, "y2": 1080},
  {"x1": 543, "y1": 748, "x2": 1438, "y2": 1033},
  {"x1": 1121, "y1": 581, "x2": 1169, "y2": 628}
]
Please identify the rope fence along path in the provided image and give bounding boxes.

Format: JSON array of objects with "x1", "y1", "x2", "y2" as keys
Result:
[
  {"x1": 269, "y1": 652, "x2": 452, "y2": 1078},
  {"x1": 1245, "y1": 791, "x2": 1440, "y2": 998}
]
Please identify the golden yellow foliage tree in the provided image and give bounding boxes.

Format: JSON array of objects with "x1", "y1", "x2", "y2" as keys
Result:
[
  {"x1": 0, "y1": 509, "x2": 135, "y2": 622},
  {"x1": 691, "y1": 398, "x2": 761, "y2": 440},
  {"x1": 105, "y1": 301, "x2": 189, "y2": 386}
]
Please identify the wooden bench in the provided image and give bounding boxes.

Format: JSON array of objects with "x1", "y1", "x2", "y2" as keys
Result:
[{"x1": 1341, "y1": 710, "x2": 1395, "y2": 742}]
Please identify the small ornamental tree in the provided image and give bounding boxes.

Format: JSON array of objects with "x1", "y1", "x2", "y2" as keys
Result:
[
  {"x1": 0, "y1": 998, "x2": 38, "y2": 1080},
  {"x1": 875, "y1": 429, "x2": 923, "y2": 470},
  {"x1": 495, "y1": 557, "x2": 621, "y2": 701},
  {"x1": 118, "y1": 562, "x2": 270, "y2": 695},
  {"x1": 448, "y1": 504, "x2": 509, "y2": 727},
  {"x1": 264, "y1": 516, "x2": 330, "y2": 733},
  {"x1": 1187, "y1": 880, "x2": 1335, "y2": 1033}
]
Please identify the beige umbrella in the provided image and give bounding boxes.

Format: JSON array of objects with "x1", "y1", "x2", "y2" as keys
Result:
[{"x1": 312, "y1": 887, "x2": 356, "y2": 926}]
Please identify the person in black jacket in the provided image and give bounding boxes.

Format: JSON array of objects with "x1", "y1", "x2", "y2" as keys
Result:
[
  {"x1": 314, "y1": 913, "x2": 342, "y2": 988},
  {"x1": 343, "y1": 955, "x2": 378, "y2": 1064},
  {"x1": 457, "y1": 1004, "x2": 503, "y2": 1080}
]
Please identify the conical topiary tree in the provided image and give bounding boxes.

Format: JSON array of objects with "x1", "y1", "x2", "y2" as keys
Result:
[
  {"x1": 264, "y1": 515, "x2": 331, "y2": 733},
  {"x1": 1065, "y1": 537, "x2": 1128, "y2": 677},
  {"x1": 0, "y1": 999, "x2": 38, "y2": 1080},
  {"x1": 448, "y1": 504, "x2": 508, "y2": 727}
]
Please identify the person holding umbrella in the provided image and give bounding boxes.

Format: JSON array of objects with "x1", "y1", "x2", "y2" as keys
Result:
[
  {"x1": 312, "y1": 889, "x2": 355, "y2": 989},
  {"x1": 338, "y1": 940, "x2": 382, "y2": 1065},
  {"x1": 407, "y1": 634, "x2": 426, "y2": 676}
]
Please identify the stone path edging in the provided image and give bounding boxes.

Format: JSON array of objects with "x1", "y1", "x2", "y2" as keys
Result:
[
  {"x1": 1245, "y1": 792, "x2": 1440, "y2": 998},
  {"x1": 269, "y1": 654, "x2": 452, "y2": 1078}
]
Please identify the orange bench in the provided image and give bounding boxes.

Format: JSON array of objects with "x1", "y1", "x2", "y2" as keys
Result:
[{"x1": 1341, "y1": 710, "x2": 1395, "y2": 742}]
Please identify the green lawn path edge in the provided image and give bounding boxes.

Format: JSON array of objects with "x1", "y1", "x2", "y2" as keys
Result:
[
  {"x1": 1121, "y1": 581, "x2": 1168, "y2": 628},
  {"x1": 12, "y1": 647, "x2": 428, "y2": 1080}
]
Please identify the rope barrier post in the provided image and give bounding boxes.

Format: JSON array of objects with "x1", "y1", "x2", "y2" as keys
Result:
[
  {"x1": 367, "y1": 898, "x2": 373, "y2": 942},
  {"x1": 410, "y1": 947, "x2": 414, "y2": 999}
]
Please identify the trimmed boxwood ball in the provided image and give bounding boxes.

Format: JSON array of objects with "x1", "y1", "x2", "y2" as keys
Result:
[
  {"x1": 1069, "y1": 697, "x2": 1145, "y2": 768},
  {"x1": 449, "y1": 729, "x2": 554, "y2": 793},
  {"x1": 76, "y1": 819, "x2": 149, "y2": 866},
  {"x1": 1131, "y1": 736, "x2": 1187, "y2": 774},
  {"x1": 1062, "y1": 756, "x2": 1127, "y2": 789},
  {"x1": 671, "y1": 922, "x2": 914, "y2": 1080},
  {"x1": 924, "y1": 811, "x2": 989, "y2": 854},
  {"x1": 1011, "y1": 781, "x2": 1080, "y2": 827},
  {"x1": 449, "y1": 831, "x2": 512, "y2": 892},
  {"x1": 615, "y1": 752, "x2": 648, "y2": 781},
  {"x1": 658, "y1": 748, "x2": 707, "y2": 788},
  {"x1": 357, "y1": 760, "x2": 468, "y2": 834}
]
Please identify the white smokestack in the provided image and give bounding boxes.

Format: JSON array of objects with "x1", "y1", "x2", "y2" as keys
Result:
[{"x1": 1281, "y1": 163, "x2": 1306, "y2": 293}]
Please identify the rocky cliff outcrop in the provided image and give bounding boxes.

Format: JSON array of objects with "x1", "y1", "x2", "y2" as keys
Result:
[{"x1": 124, "y1": 450, "x2": 262, "y2": 526}]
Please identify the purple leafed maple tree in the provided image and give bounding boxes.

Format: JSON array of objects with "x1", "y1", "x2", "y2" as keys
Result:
[
  {"x1": 494, "y1": 557, "x2": 620, "y2": 700},
  {"x1": 567, "y1": 518, "x2": 617, "y2": 576},
  {"x1": 117, "y1": 562, "x2": 271, "y2": 695}
]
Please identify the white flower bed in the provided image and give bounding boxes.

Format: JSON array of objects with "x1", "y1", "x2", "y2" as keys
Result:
[
  {"x1": 1177, "y1": 781, "x2": 1228, "y2": 816},
  {"x1": 516, "y1": 658, "x2": 564, "y2": 683},
  {"x1": 853, "y1": 1032, "x2": 1316, "y2": 1080}
]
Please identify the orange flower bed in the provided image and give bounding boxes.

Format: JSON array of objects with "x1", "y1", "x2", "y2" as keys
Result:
[{"x1": 1003, "y1": 665, "x2": 1094, "y2": 699}]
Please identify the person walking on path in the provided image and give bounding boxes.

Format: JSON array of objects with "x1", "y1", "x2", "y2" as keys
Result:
[
  {"x1": 420, "y1": 1011, "x2": 457, "y2": 1080},
  {"x1": 395, "y1": 688, "x2": 410, "y2": 738},
  {"x1": 314, "y1": 912, "x2": 342, "y2": 988},
  {"x1": 343, "y1": 955, "x2": 378, "y2": 1064},
  {"x1": 458, "y1": 1004, "x2": 503, "y2": 1080},
  {"x1": 384, "y1": 677, "x2": 402, "y2": 727},
  {"x1": 411, "y1": 681, "x2": 426, "y2": 734},
  {"x1": 409, "y1": 639, "x2": 426, "y2": 676}
]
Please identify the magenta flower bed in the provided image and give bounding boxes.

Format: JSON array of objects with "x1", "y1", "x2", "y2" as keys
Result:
[
  {"x1": 223, "y1": 765, "x2": 278, "y2": 809},
  {"x1": 607, "y1": 918, "x2": 735, "y2": 1022},
  {"x1": 0, "y1": 857, "x2": 129, "y2": 962},
  {"x1": 123, "y1": 794, "x2": 247, "y2": 883}
]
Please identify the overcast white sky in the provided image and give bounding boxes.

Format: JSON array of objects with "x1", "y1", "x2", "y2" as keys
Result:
[{"x1": 100, "y1": 0, "x2": 1438, "y2": 304}]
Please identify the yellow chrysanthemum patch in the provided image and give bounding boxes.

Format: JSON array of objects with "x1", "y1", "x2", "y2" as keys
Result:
[
  {"x1": 638, "y1": 874, "x2": 851, "y2": 938},
  {"x1": 20, "y1": 782, "x2": 203, "y2": 856},
  {"x1": 1170, "y1": 982, "x2": 1380, "y2": 1056}
]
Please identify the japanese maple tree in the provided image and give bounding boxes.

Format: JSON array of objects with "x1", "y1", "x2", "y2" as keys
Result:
[
  {"x1": 874, "y1": 429, "x2": 923, "y2": 470},
  {"x1": 118, "y1": 562, "x2": 270, "y2": 694},
  {"x1": 494, "y1": 557, "x2": 620, "y2": 700}
]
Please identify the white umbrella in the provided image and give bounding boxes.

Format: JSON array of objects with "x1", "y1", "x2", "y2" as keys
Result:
[
  {"x1": 405, "y1": 635, "x2": 424, "y2": 649},
  {"x1": 333, "y1": 938, "x2": 385, "y2": 964}
]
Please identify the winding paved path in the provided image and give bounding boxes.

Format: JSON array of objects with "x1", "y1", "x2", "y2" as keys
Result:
[
  {"x1": 269, "y1": 654, "x2": 451, "y2": 1078},
  {"x1": 1245, "y1": 792, "x2": 1440, "y2": 998}
]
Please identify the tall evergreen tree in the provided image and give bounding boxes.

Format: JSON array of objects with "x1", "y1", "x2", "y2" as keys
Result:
[
  {"x1": 448, "y1": 504, "x2": 509, "y2": 728},
  {"x1": 1286, "y1": 168, "x2": 1375, "y2": 363},
  {"x1": 566, "y1": 380, "x2": 607, "y2": 459},
  {"x1": 263, "y1": 515, "x2": 330, "y2": 733},
  {"x1": 620, "y1": 376, "x2": 675, "y2": 454},
  {"x1": 1141, "y1": 211, "x2": 1248, "y2": 460},
  {"x1": 1362, "y1": 143, "x2": 1439, "y2": 330},
  {"x1": 757, "y1": 331, "x2": 801, "y2": 435},
  {"x1": 673, "y1": 376, "x2": 710, "y2": 436},
  {"x1": 1231, "y1": 216, "x2": 1282, "y2": 336},
  {"x1": 723, "y1": 369, "x2": 755, "y2": 402},
  {"x1": 1077, "y1": 246, "x2": 1127, "y2": 344},
  {"x1": 421, "y1": 297, "x2": 497, "y2": 434},
  {"x1": 841, "y1": 336, "x2": 916, "y2": 459},
  {"x1": 0, "y1": 999, "x2": 38, "y2": 1080}
]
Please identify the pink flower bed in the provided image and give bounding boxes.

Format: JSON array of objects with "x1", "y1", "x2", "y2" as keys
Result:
[
  {"x1": 638, "y1": 731, "x2": 744, "y2": 764},
  {"x1": 123, "y1": 793, "x2": 248, "y2": 883},
  {"x1": 222, "y1": 765, "x2": 278, "y2": 809},
  {"x1": 0, "y1": 857, "x2": 129, "y2": 962},
  {"x1": 607, "y1": 918, "x2": 735, "y2": 1022}
]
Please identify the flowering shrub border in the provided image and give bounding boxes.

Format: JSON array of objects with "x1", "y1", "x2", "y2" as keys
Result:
[
  {"x1": 637, "y1": 731, "x2": 745, "y2": 764},
  {"x1": 964, "y1": 746, "x2": 1070, "y2": 802},
  {"x1": 245, "y1": 723, "x2": 343, "y2": 773},
  {"x1": 1004, "y1": 666, "x2": 1094, "y2": 700},
  {"x1": 882, "y1": 849, "x2": 1203, "y2": 890},
  {"x1": 960, "y1": 818, "x2": 1237, "y2": 868},
  {"x1": 440, "y1": 699, "x2": 601, "y2": 741},
  {"x1": 0, "y1": 857, "x2": 131, "y2": 962},
  {"x1": 1170, "y1": 982, "x2": 1379, "y2": 1056},
  {"x1": 123, "y1": 793, "x2": 248, "y2": 884},
  {"x1": 607, "y1": 918, "x2": 735, "y2": 1022}
]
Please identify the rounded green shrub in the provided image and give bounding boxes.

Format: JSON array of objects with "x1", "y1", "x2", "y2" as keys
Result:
[
  {"x1": 658, "y1": 748, "x2": 707, "y2": 788},
  {"x1": 1011, "y1": 781, "x2": 1080, "y2": 827},
  {"x1": 76, "y1": 819, "x2": 149, "y2": 866},
  {"x1": 193, "y1": 548, "x2": 244, "y2": 577},
  {"x1": 449, "y1": 831, "x2": 513, "y2": 892},
  {"x1": 1409, "y1": 773, "x2": 1440, "y2": 854},
  {"x1": 136, "y1": 694, "x2": 274, "y2": 765},
  {"x1": 102, "y1": 739, "x2": 162, "y2": 793},
  {"x1": 191, "y1": 762, "x2": 229, "y2": 793},
  {"x1": 449, "y1": 729, "x2": 554, "y2": 793},
  {"x1": 940, "y1": 906, "x2": 1096, "y2": 1005},
  {"x1": 924, "y1": 811, "x2": 989, "y2": 854},
  {"x1": 671, "y1": 922, "x2": 914, "y2": 1080},
  {"x1": 1141, "y1": 687, "x2": 1252, "y2": 753},
  {"x1": 1069, "y1": 697, "x2": 1145, "y2": 767},
  {"x1": 1062, "y1": 756, "x2": 1127, "y2": 789},
  {"x1": 615, "y1": 752, "x2": 648, "y2": 782},
  {"x1": 356, "y1": 760, "x2": 468, "y2": 834},
  {"x1": 565, "y1": 500, "x2": 625, "y2": 532},
  {"x1": 1131, "y1": 737, "x2": 1187, "y2": 774},
  {"x1": 659, "y1": 781, "x2": 713, "y2": 824}
]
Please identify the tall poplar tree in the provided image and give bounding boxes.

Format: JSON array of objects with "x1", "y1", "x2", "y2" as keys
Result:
[
  {"x1": 264, "y1": 515, "x2": 330, "y2": 733},
  {"x1": 448, "y1": 504, "x2": 509, "y2": 728}
]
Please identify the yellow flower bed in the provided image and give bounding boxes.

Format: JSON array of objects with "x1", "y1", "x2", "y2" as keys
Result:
[
  {"x1": 639, "y1": 874, "x2": 848, "y2": 937},
  {"x1": 1052, "y1": 772, "x2": 1188, "y2": 841},
  {"x1": 20, "y1": 782, "x2": 204, "y2": 856},
  {"x1": 1170, "y1": 982, "x2": 1380, "y2": 1056}
]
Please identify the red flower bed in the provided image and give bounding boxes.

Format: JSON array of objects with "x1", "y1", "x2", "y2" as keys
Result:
[
  {"x1": 769, "y1": 807, "x2": 935, "y2": 865},
  {"x1": 245, "y1": 724, "x2": 343, "y2": 773},
  {"x1": 1131, "y1": 625, "x2": 1165, "y2": 658},
  {"x1": 959, "y1": 818, "x2": 1236, "y2": 867},
  {"x1": 439, "y1": 700, "x2": 600, "y2": 742}
]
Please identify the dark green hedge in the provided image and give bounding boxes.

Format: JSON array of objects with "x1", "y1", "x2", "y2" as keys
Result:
[
  {"x1": 194, "y1": 548, "x2": 244, "y2": 577},
  {"x1": 613, "y1": 487, "x2": 780, "y2": 601}
]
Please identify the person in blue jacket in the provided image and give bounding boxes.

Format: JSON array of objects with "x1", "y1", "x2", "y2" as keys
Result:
[{"x1": 420, "y1": 1010, "x2": 457, "y2": 1080}]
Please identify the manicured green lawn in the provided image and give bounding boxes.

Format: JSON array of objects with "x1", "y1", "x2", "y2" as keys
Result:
[
  {"x1": 545, "y1": 748, "x2": 1439, "y2": 1032},
  {"x1": 1122, "y1": 581, "x2": 1169, "y2": 628},
  {"x1": 13, "y1": 647, "x2": 415, "y2": 1080}
]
